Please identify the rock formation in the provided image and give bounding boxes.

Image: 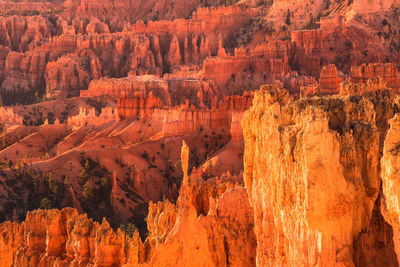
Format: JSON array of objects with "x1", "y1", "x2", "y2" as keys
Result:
[
  {"x1": 301, "y1": 64, "x2": 342, "y2": 97},
  {"x1": 0, "y1": 142, "x2": 256, "y2": 267},
  {"x1": 4, "y1": 83, "x2": 400, "y2": 266},
  {"x1": 1, "y1": 0, "x2": 400, "y2": 266},
  {"x1": 67, "y1": 106, "x2": 118, "y2": 127},
  {"x1": 85, "y1": 74, "x2": 220, "y2": 109},
  {"x1": 81, "y1": 75, "x2": 171, "y2": 105},
  {"x1": 340, "y1": 77, "x2": 388, "y2": 96},
  {"x1": 161, "y1": 106, "x2": 231, "y2": 137},
  {"x1": 242, "y1": 84, "x2": 398, "y2": 266},
  {"x1": 224, "y1": 92, "x2": 254, "y2": 143},
  {"x1": 351, "y1": 63, "x2": 400, "y2": 91},
  {"x1": 117, "y1": 92, "x2": 164, "y2": 120},
  {"x1": 203, "y1": 42, "x2": 291, "y2": 93},
  {"x1": 45, "y1": 55, "x2": 91, "y2": 99},
  {"x1": 0, "y1": 208, "x2": 145, "y2": 266},
  {"x1": 317, "y1": 64, "x2": 343, "y2": 94},
  {"x1": 0, "y1": 106, "x2": 23, "y2": 125},
  {"x1": 381, "y1": 113, "x2": 400, "y2": 264}
]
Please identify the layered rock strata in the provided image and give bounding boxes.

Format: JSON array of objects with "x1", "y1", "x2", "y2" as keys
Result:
[{"x1": 351, "y1": 63, "x2": 400, "y2": 91}]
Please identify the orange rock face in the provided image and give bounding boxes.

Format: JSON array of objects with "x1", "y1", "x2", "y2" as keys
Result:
[
  {"x1": 3, "y1": 0, "x2": 400, "y2": 266},
  {"x1": 0, "y1": 208, "x2": 141, "y2": 266},
  {"x1": 81, "y1": 75, "x2": 171, "y2": 104},
  {"x1": 381, "y1": 113, "x2": 400, "y2": 264},
  {"x1": 242, "y1": 85, "x2": 398, "y2": 266},
  {"x1": 5, "y1": 84, "x2": 400, "y2": 266},
  {"x1": 340, "y1": 76, "x2": 388, "y2": 96},
  {"x1": 141, "y1": 141, "x2": 256, "y2": 267},
  {"x1": 317, "y1": 64, "x2": 342, "y2": 94},
  {"x1": 0, "y1": 141, "x2": 256, "y2": 267},
  {"x1": 117, "y1": 92, "x2": 164, "y2": 120},
  {"x1": 87, "y1": 74, "x2": 220, "y2": 110},
  {"x1": 301, "y1": 64, "x2": 342, "y2": 97}
]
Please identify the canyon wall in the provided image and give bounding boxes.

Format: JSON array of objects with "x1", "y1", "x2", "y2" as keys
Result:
[
  {"x1": 117, "y1": 91, "x2": 253, "y2": 140},
  {"x1": 5, "y1": 83, "x2": 400, "y2": 266},
  {"x1": 351, "y1": 63, "x2": 400, "y2": 91},
  {"x1": 86, "y1": 74, "x2": 219, "y2": 108},
  {"x1": 117, "y1": 92, "x2": 165, "y2": 120},
  {"x1": 224, "y1": 92, "x2": 254, "y2": 143},
  {"x1": 381, "y1": 113, "x2": 400, "y2": 264},
  {"x1": 161, "y1": 106, "x2": 230, "y2": 137},
  {"x1": 0, "y1": 5, "x2": 254, "y2": 104},
  {"x1": 242, "y1": 84, "x2": 398, "y2": 266},
  {"x1": 61, "y1": 0, "x2": 242, "y2": 31},
  {"x1": 81, "y1": 75, "x2": 171, "y2": 104},
  {"x1": 203, "y1": 42, "x2": 292, "y2": 93}
]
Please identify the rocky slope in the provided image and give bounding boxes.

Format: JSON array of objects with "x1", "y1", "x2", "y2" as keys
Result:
[
  {"x1": 3, "y1": 78, "x2": 400, "y2": 266},
  {"x1": 0, "y1": 141, "x2": 256, "y2": 267},
  {"x1": 0, "y1": 0, "x2": 400, "y2": 266}
]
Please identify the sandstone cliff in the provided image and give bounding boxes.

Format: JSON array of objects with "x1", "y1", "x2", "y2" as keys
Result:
[
  {"x1": 242, "y1": 84, "x2": 398, "y2": 266},
  {"x1": 381, "y1": 113, "x2": 400, "y2": 264}
]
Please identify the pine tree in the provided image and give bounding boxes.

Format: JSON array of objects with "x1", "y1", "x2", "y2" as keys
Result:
[
  {"x1": 40, "y1": 198, "x2": 52, "y2": 210},
  {"x1": 82, "y1": 181, "x2": 94, "y2": 201},
  {"x1": 285, "y1": 9, "x2": 291, "y2": 25}
]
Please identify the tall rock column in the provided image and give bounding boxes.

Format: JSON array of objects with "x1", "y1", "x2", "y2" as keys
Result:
[
  {"x1": 381, "y1": 113, "x2": 400, "y2": 264},
  {"x1": 242, "y1": 85, "x2": 382, "y2": 266}
]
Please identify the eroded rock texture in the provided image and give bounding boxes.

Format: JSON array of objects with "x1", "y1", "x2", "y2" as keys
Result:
[
  {"x1": 381, "y1": 113, "x2": 400, "y2": 265},
  {"x1": 242, "y1": 84, "x2": 399, "y2": 266},
  {"x1": 0, "y1": 188, "x2": 255, "y2": 267},
  {"x1": 0, "y1": 208, "x2": 145, "y2": 266},
  {"x1": 0, "y1": 142, "x2": 256, "y2": 267}
]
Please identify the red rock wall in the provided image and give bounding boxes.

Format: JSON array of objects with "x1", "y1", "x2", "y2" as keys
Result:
[
  {"x1": 203, "y1": 42, "x2": 291, "y2": 91},
  {"x1": 161, "y1": 106, "x2": 231, "y2": 137},
  {"x1": 118, "y1": 91, "x2": 253, "y2": 142},
  {"x1": 61, "y1": 0, "x2": 239, "y2": 31},
  {"x1": 117, "y1": 92, "x2": 165, "y2": 120},
  {"x1": 318, "y1": 64, "x2": 342, "y2": 94},
  {"x1": 351, "y1": 63, "x2": 400, "y2": 90},
  {"x1": 81, "y1": 75, "x2": 171, "y2": 104},
  {"x1": 301, "y1": 64, "x2": 342, "y2": 97},
  {"x1": 45, "y1": 55, "x2": 91, "y2": 98}
]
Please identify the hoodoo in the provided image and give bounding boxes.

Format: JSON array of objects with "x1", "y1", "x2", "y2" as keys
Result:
[{"x1": 0, "y1": 0, "x2": 399, "y2": 266}]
